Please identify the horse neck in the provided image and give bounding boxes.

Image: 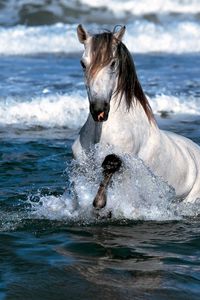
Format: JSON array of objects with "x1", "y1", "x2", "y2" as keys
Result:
[{"x1": 110, "y1": 93, "x2": 153, "y2": 131}]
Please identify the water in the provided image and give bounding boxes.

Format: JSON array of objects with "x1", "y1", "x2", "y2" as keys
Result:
[{"x1": 1, "y1": 0, "x2": 200, "y2": 299}]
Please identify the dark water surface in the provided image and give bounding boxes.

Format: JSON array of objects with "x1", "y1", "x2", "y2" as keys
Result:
[
  {"x1": 0, "y1": 221, "x2": 200, "y2": 299},
  {"x1": 1, "y1": 53, "x2": 200, "y2": 299}
]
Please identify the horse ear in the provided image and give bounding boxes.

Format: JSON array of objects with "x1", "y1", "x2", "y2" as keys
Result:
[
  {"x1": 113, "y1": 25, "x2": 126, "y2": 41},
  {"x1": 77, "y1": 24, "x2": 89, "y2": 44}
]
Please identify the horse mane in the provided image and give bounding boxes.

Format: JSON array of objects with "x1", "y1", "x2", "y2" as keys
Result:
[
  {"x1": 89, "y1": 32, "x2": 113, "y2": 77},
  {"x1": 116, "y1": 41, "x2": 154, "y2": 122},
  {"x1": 89, "y1": 31, "x2": 154, "y2": 122}
]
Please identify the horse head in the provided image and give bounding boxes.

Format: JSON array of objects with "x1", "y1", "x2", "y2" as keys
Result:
[{"x1": 77, "y1": 24, "x2": 126, "y2": 122}]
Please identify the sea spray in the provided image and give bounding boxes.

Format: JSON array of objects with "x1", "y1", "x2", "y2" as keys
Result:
[{"x1": 29, "y1": 145, "x2": 177, "y2": 222}]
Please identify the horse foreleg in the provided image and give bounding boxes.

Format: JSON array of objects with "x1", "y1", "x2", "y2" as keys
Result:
[{"x1": 93, "y1": 154, "x2": 122, "y2": 209}]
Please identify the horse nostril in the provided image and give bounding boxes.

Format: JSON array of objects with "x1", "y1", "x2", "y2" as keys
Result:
[{"x1": 98, "y1": 111, "x2": 105, "y2": 122}]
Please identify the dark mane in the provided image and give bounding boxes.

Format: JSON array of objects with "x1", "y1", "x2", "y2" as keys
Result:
[
  {"x1": 89, "y1": 31, "x2": 154, "y2": 122},
  {"x1": 116, "y1": 41, "x2": 154, "y2": 122},
  {"x1": 89, "y1": 32, "x2": 113, "y2": 77}
]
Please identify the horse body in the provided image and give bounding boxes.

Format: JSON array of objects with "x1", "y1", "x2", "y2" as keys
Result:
[{"x1": 72, "y1": 25, "x2": 200, "y2": 204}]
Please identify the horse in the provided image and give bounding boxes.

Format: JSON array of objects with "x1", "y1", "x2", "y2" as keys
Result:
[{"x1": 72, "y1": 24, "x2": 200, "y2": 210}]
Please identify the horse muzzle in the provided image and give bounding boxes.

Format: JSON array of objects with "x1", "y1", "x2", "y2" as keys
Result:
[{"x1": 90, "y1": 103, "x2": 110, "y2": 122}]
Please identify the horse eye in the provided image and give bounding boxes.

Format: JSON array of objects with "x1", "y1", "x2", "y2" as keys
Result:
[
  {"x1": 110, "y1": 60, "x2": 116, "y2": 68},
  {"x1": 80, "y1": 60, "x2": 86, "y2": 70}
]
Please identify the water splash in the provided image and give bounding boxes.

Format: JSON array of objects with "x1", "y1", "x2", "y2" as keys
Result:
[
  {"x1": 14, "y1": 144, "x2": 196, "y2": 226},
  {"x1": 25, "y1": 145, "x2": 199, "y2": 223}
]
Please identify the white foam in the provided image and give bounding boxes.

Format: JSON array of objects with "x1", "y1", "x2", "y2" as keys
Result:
[
  {"x1": 81, "y1": 0, "x2": 200, "y2": 15},
  {"x1": 0, "y1": 24, "x2": 82, "y2": 55},
  {"x1": 1, "y1": 0, "x2": 199, "y2": 27},
  {"x1": 0, "y1": 92, "x2": 88, "y2": 129},
  {"x1": 150, "y1": 94, "x2": 200, "y2": 115},
  {"x1": 29, "y1": 146, "x2": 200, "y2": 222},
  {"x1": 0, "y1": 93, "x2": 199, "y2": 129},
  {"x1": 125, "y1": 21, "x2": 200, "y2": 54},
  {"x1": 0, "y1": 0, "x2": 200, "y2": 25},
  {"x1": 0, "y1": 21, "x2": 200, "y2": 55}
]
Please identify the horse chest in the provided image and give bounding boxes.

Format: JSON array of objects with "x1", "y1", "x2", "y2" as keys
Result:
[{"x1": 99, "y1": 121, "x2": 135, "y2": 154}]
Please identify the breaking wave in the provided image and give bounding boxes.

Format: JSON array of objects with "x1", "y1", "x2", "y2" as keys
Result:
[
  {"x1": 0, "y1": 93, "x2": 199, "y2": 129},
  {"x1": 0, "y1": 21, "x2": 200, "y2": 55},
  {"x1": 0, "y1": 0, "x2": 200, "y2": 26}
]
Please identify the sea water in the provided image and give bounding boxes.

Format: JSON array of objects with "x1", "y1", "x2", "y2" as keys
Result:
[{"x1": 0, "y1": 1, "x2": 200, "y2": 299}]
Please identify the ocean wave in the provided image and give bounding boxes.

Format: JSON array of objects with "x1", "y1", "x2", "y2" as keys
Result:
[
  {"x1": 0, "y1": 93, "x2": 88, "y2": 129},
  {"x1": 150, "y1": 94, "x2": 200, "y2": 115},
  {"x1": 0, "y1": 0, "x2": 200, "y2": 26},
  {"x1": 0, "y1": 21, "x2": 200, "y2": 55},
  {"x1": 0, "y1": 92, "x2": 199, "y2": 129},
  {"x1": 0, "y1": 24, "x2": 82, "y2": 55},
  {"x1": 81, "y1": 0, "x2": 200, "y2": 16}
]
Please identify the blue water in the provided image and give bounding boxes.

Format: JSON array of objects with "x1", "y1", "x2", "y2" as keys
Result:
[
  {"x1": 0, "y1": 52, "x2": 200, "y2": 299},
  {"x1": 1, "y1": 0, "x2": 200, "y2": 299}
]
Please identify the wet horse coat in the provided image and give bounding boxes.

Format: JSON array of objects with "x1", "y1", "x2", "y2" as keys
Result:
[{"x1": 72, "y1": 25, "x2": 200, "y2": 206}]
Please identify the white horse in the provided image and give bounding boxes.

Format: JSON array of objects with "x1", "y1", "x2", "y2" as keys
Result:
[{"x1": 72, "y1": 24, "x2": 200, "y2": 208}]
